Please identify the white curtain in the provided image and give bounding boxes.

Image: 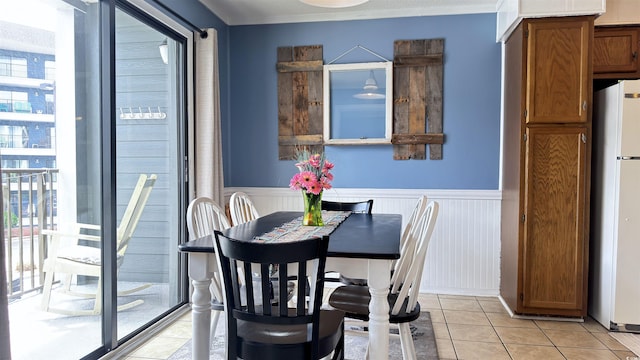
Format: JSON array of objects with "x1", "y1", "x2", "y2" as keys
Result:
[{"x1": 194, "y1": 28, "x2": 225, "y2": 205}]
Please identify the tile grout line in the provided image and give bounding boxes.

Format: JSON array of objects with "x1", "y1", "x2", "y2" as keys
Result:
[{"x1": 482, "y1": 299, "x2": 515, "y2": 360}]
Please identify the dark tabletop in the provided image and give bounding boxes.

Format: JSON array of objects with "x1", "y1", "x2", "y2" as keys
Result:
[{"x1": 178, "y1": 211, "x2": 402, "y2": 260}]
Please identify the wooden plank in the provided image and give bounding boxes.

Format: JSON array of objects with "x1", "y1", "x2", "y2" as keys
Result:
[
  {"x1": 393, "y1": 40, "x2": 411, "y2": 160},
  {"x1": 276, "y1": 60, "x2": 323, "y2": 72},
  {"x1": 391, "y1": 133, "x2": 444, "y2": 144},
  {"x1": 409, "y1": 40, "x2": 427, "y2": 159},
  {"x1": 426, "y1": 39, "x2": 444, "y2": 159},
  {"x1": 277, "y1": 46, "x2": 294, "y2": 159},
  {"x1": 304, "y1": 46, "x2": 324, "y2": 137},
  {"x1": 393, "y1": 54, "x2": 443, "y2": 67},
  {"x1": 278, "y1": 134, "x2": 324, "y2": 145},
  {"x1": 292, "y1": 70, "x2": 309, "y2": 137},
  {"x1": 295, "y1": 45, "x2": 323, "y2": 158}
]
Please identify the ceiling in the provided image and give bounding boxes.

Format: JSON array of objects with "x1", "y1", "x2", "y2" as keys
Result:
[{"x1": 198, "y1": 0, "x2": 498, "y2": 26}]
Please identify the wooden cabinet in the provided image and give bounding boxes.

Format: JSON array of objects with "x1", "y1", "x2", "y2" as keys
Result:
[
  {"x1": 593, "y1": 26, "x2": 640, "y2": 79},
  {"x1": 501, "y1": 16, "x2": 592, "y2": 317},
  {"x1": 521, "y1": 126, "x2": 589, "y2": 313},
  {"x1": 525, "y1": 20, "x2": 590, "y2": 123}
]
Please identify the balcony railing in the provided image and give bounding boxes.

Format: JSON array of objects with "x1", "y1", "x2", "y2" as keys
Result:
[{"x1": 2, "y1": 168, "x2": 57, "y2": 299}]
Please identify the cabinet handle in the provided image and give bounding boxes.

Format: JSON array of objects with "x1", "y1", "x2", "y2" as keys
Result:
[
  {"x1": 633, "y1": 52, "x2": 638, "y2": 61},
  {"x1": 582, "y1": 101, "x2": 587, "y2": 111}
]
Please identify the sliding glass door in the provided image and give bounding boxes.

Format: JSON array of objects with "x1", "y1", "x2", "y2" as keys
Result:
[
  {"x1": 3, "y1": 0, "x2": 189, "y2": 358},
  {"x1": 113, "y1": 4, "x2": 186, "y2": 342}
]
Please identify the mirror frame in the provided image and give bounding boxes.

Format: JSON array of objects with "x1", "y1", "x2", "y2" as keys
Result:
[{"x1": 323, "y1": 61, "x2": 393, "y2": 145}]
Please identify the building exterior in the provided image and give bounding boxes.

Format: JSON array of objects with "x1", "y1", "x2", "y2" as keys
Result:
[{"x1": 0, "y1": 21, "x2": 56, "y2": 215}]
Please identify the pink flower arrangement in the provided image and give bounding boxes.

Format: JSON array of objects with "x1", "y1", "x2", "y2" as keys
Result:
[{"x1": 289, "y1": 150, "x2": 334, "y2": 195}]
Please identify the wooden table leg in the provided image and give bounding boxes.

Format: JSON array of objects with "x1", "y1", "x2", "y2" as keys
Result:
[
  {"x1": 368, "y1": 259, "x2": 391, "y2": 360},
  {"x1": 188, "y1": 252, "x2": 216, "y2": 360}
]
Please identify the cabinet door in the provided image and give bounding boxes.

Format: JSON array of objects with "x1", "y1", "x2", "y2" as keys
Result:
[
  {"x1": 593, "y1": 27, "x2": 639, "y2": 75},
  {"x1": 521, "y1": 126, "x2": 588, "y2": 315},
  {"x1": 526, "y1": 18, "x2": 592, "y2": 124}
]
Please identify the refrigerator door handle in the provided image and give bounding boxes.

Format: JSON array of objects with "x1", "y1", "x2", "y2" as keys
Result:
[{"x1": 618, "y1": 156, "x2": 640, "y2": 160}]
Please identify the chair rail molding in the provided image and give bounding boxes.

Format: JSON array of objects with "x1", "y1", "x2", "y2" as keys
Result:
[{"x1": 224, "y1": 187, "x2": 502, "y2": 297}]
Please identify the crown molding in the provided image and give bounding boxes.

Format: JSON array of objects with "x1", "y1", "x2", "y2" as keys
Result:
[{"x1": 199, "y1": 0, "x2": 497, "y2": 26}]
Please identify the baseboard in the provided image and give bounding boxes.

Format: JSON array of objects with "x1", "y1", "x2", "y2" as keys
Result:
[{"x1": 497, "y1": 295, "x2": 584, "y2": 322}]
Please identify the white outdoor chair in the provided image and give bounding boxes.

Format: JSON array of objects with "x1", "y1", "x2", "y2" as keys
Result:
[
  {"x1": 328, "y1": 200, "x2": 439, "y2": 360},
  {"x1": 40, "y1": 174, "x2": 157, "y2": 316},
  {"x1": 185, "y1": 196, "x2": 231, "y2": 341},
  {"x1": 229, "y1": 191, "x2": 259, "y2": 225}
]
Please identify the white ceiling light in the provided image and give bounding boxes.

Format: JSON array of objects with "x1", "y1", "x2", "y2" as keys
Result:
[{"x1": 299, "y1": 0, "x2": 369, "y2": 8}]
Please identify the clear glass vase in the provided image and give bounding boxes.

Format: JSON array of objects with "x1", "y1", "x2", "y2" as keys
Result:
[{"x1": 302, "y1": 191, "x2": 324, "y2": 226}]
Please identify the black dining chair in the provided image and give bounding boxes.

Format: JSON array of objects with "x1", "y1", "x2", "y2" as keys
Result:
[
  {"x1": 213, "y1": 231, "x2": 345, "y2": 360},
  {"x1": 321, "y1": 199, "x2": 373, "y2": 214},
  {"x1": 321, "y1": 199, "x2": 373, "y2": 286}
]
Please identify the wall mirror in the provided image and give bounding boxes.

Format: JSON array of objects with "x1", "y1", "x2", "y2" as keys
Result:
[{"x1": 323, "y1": 62, "x2": 393, "y2": 145}]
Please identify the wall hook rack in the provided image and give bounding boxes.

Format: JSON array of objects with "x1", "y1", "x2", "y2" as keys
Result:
[{"x1": 119, "y1": 106, "x2": 167, "y2": 120}]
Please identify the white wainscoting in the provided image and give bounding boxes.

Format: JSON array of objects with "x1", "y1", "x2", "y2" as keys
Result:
[{"x1": 225, "y1": 187, "x2": 502, "y2": 297}]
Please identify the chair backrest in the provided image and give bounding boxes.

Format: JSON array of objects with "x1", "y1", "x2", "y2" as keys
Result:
[
  {"x1": 116, "y1": 174, "x2": 157, "y2": 256},
  {"x1": 390, "y1": 195, "x2": 428, "y2": 274},
  {"x1": 186, "y1": 197, "x2": 231, "y2": 240},
  {"x1": 394, "y1": 195, "x2": 428, "y2": 267},
  {"x1": 389, "y1": 201, "x2": 438, "y2": 316},
  {"x1": 213, "y1": 231, "x2": 330, "y2": 359},
  {"x1": 321, "y1": 199, "x2": 373, "y2": 214},
  {"x1": 229, "y1": 191, "x2": 260, "y2": 225}
]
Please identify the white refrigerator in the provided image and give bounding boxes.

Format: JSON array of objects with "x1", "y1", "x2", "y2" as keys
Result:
[{"x1": 590, "y1": 79, "x2": 640, "y2": 332}]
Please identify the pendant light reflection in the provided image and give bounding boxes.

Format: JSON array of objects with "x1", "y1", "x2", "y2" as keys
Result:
[
  {"x1": 159, "y1": 38, "x2": 169, "y2": 64},
  {"x1": 353, "y1": 70, "x2": 385, "y2": 100}
]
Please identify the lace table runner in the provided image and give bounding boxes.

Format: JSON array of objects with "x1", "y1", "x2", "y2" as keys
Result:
[{"x1": 253, "y1": 211, "x2": 351, "y2": 243}]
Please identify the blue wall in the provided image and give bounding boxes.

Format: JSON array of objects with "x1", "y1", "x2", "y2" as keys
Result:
[{"x1": 226, "y1": 13, "x2": 501, "y2": 190}]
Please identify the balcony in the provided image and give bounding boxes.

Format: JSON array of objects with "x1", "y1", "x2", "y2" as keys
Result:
[
  {"x1": 0, "y1": 112, "x2": 55, "y2": 123},
  {"x1": 3, "y1": 168, "x2": 173, "y2": 359},
  {"x1": 0, "y1": 147, "x2": 55, "y2": 156},
  {"x1": 2, "y1": 168, "x2": 57, "y2": 299},
  {"x1": 0, "y1": 75, "x2": 54, "y2": 91}
]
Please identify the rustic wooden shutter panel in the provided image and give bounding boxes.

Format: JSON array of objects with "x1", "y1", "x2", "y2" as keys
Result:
[
  {"x1": 392, "y1": 39, "x2": 444, "y2": 160},
  {"x1": 277, "y1": 45, "x2": 324, "y2": 160}
]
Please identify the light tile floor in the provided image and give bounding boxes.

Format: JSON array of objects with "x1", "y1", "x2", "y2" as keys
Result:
[{"x1": 124, "y1": 294, "x2": 640, "y2": 360}]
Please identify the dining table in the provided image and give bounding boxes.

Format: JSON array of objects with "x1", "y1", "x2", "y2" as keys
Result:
[{"x1": 178, "y1": 211, "x2": 402, "y2": 360}]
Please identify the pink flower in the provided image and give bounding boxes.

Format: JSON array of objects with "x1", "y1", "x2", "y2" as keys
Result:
[
  {"x1": 289, "y1": 173, "x2": 303, "y2": 190},
  {"x1": 295, "y1": 160, "x2": 308, "y2": 171},
  {"x1": 321, "y1": 178, "x2": 332, "y2": 190},
  {"x1": 323, "y1": 160, "x2": 334, "y2": 172},
  {"x1": 307, "y1": 180, "x2": 323, "y2": 195},
  {"x1": 309, "y1": 154, "x2": 321, "y2": 168},
  {"x1": 299, "y1": 171, "x2": 317, "y2": 189}
]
